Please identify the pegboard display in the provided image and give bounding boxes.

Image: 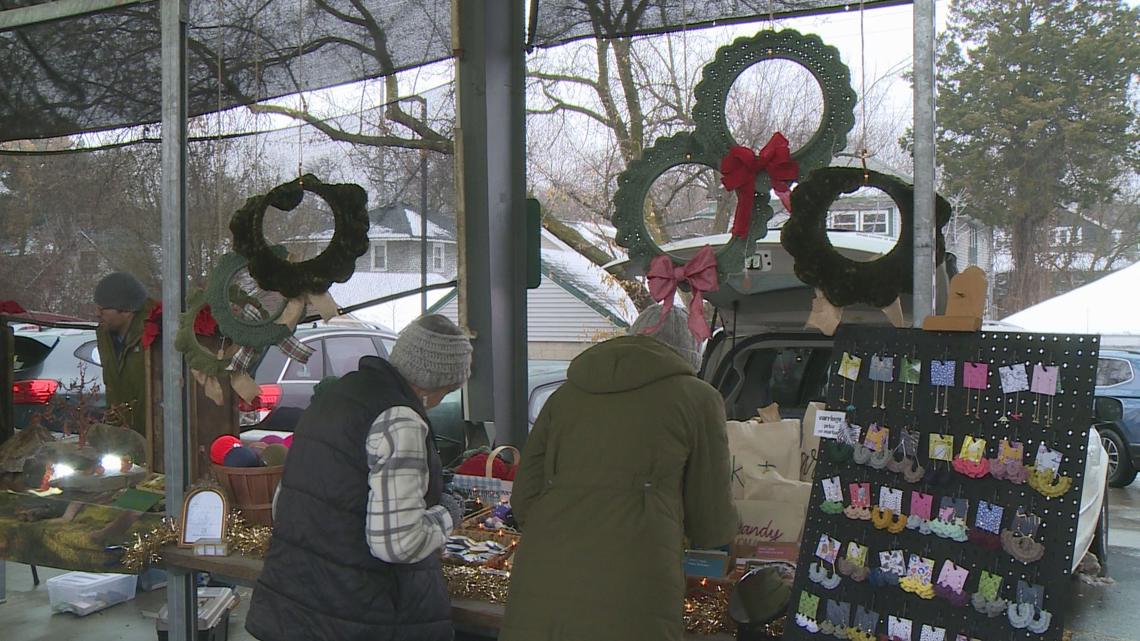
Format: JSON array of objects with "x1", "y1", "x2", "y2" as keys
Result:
[{"x1": 783, "y1": 326, "x2": 1099, "y2": 641}]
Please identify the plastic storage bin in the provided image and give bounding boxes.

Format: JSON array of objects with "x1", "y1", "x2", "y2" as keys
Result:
[
  {"x1": 156, "y1": 587, "x2": 239, "y2": 641},
  {"x1": 47, "y1": 571, "x2": 137, "y2": 616}
]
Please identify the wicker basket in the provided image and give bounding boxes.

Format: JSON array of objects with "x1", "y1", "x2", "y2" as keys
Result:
[
  {"x1": 453, "y1": 506, "x2": 521, "y2": 547},
  {"x1": 212, "y1": 463, "x2": 283, "y2": 526}
]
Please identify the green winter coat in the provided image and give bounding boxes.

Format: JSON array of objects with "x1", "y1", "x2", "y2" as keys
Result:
[
  {"x1": 500, "y1": 335, "x2": 738, "y2": 641},
  {"x1": 95, "y1": 300, "x2": 155, "y2": 437}
]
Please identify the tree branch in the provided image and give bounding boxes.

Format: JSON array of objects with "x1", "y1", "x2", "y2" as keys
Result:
[
  {"x1": 542, "y1": 215, "x2": 653, "y2": 311},
  {"x1": 246, "y1": 103, "x2": 453, "y2": 153}
]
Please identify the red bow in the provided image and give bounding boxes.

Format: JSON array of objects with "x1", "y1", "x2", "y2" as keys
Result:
[
  {"x1": 141, "y1": 303, "x2": 218, "y2": 349},
  {"x1": 644, "y1": 245, "x2": 719, "y2": 342},
  {"x1": 720, "y1": 132, "x2": 799, "y2": 238},
  {"x1": 0, "y1": 300, "x2": 26, "y2": 315}
]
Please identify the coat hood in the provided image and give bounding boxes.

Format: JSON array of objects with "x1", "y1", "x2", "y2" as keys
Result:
[{"x1": 566, "y1": 335, "x2": 695, "y2": 394}]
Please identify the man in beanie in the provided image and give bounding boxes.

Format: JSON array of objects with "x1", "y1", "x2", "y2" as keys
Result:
[
  {"x1": 501, "y1": 303, "x2": 736, "y2": 641},
  {"x1": 248, "y1": 314, "x2": 472, "y2": 641},
  {"x1": 93, "y1": 272, "x2": 155, "y2": 436}
]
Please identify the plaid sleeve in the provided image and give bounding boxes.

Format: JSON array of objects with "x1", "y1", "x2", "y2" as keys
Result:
[{"x1": 365, "y1": 406, "x2": 453, "y2": 564}]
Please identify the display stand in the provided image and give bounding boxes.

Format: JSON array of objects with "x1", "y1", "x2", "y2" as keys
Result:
[
  {"x1": 145, "y1": 337, "x2": 238, "y2": 478},
  {"x1": 784, "y1": 326, "x2": 1098, "y2": 641}
]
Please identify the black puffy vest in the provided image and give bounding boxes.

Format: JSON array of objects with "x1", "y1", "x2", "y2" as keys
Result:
[{"x1": 245, "y1": 356, "x2": 451, "y2": 641}]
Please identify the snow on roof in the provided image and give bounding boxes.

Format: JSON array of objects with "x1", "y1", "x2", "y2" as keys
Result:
[
  {"x1": 566, "y1": 220, "x2": 627, "y2": 263},
  {"x1": 328, "y1": 271, "x2": 453, "y2": 331},
  {"x1": 295, "y1": 205, "x2": 455, "y2": 243},
  {"x1": 1002, "y1": 261, "x2": 1140, "y2": 335},
  {"x1": 541, "y1": 228, "x2": 634, "y2": 323}
]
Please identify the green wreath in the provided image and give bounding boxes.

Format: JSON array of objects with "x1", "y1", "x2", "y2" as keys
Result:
[
  {"x1": 206, "y1": 251, "x2": 292, "y2": 349},
  {"x1": 780, "y1": 166, "x2": 950, "y2": 308},
  {"x1": 230, "y1": 174, "x2": 370, "y2": 298},
  {"x1": 175, "y1": 289, "x2": 232, "y2": 378},
  {"x1": 613, "y1": 28, "x2": 856, "y2": 281}
]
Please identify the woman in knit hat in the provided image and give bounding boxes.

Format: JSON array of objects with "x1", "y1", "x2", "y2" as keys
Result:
[
  {"x1": 248, "y1": 314, "x2": 472, "y2": 641},
  {"x1": 500, "y1": 303, "x2": 737, "y2": 641}
]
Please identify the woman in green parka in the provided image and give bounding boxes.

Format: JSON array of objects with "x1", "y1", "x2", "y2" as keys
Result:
[{"x1": 500, "y1": 304, "x2": 738, "y2": 641}]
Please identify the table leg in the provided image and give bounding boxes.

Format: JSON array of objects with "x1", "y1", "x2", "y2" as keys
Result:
[{"x1": 0, "y1": 561, "x2": 7, "y2": 604}]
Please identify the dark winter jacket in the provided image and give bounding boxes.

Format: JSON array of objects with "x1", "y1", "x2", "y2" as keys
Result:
[
  {"x1": 499, "y1": 335, "x2": 738, "y2": 641},
  {"x1": 95, "y1": 299, "x2": 156, "y2": 436},
  {"x1": 245, "y1": 356, "x2": 452, "y2": 641}
]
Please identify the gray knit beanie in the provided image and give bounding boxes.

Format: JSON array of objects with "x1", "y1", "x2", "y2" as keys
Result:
[
  {"x1": 389, "y1": 314, "x2": 473, "y2": 391},
  {"x1": 93, "y1": 272, "x2": 148, "y2": 312},
  {"x1": 628, "y1": 303, "x2": 702, "y2": 372}
]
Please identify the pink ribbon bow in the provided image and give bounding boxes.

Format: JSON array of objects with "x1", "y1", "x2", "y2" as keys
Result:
[
  {"x1": 644, "y1": 245, "x2": 720, "y2": 342},
  {"x1": 719, "y1": 132, "x2": 799, "y2": 238}
]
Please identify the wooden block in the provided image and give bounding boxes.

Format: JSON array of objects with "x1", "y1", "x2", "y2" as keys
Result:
[{"x1": 923, "y1": 266, "x2": 987, "y2": 333}]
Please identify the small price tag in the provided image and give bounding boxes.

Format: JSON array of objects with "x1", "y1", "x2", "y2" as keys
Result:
[{"x1": 813, "y1": 410, "x2": 847, "y2": 439}]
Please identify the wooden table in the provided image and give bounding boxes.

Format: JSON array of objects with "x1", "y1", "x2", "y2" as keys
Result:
[{"x1": 161, "y1": 546, "x2": 734, "y2": 640}]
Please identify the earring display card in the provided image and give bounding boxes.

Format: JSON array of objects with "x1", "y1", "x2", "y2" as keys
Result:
[{"x1": 783, "y1": 327, "x2": 1098, "y2": 641}]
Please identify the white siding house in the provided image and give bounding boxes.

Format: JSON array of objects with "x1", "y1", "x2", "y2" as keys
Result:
[{"x1": 432, "y1": 229, "x2": 633, "y2": 359}]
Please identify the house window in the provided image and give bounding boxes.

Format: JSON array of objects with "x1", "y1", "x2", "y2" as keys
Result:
[
  {"x1": 1051, "y1": 227, "x2": 1073, "y2": 245},
  {"x1": 829, "y1": 212, "x2": 858, "y2": 230},
  {"x1": 828, "y1": 210, "x2": 889, "y2": 234},
  {"x1": 860, "y1": 211, "x2": 888, "y2": 234},
  {"x1": 969, "y1": 224, "x2": 979, "y2": 265},
  {"x1": 432, "y1": 243, "x2": 445, "y2": 271},
  {"x1": 371, "y1": 241, "x2": 387, "y2": 271}
]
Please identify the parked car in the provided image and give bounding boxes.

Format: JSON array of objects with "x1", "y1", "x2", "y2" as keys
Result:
[
  {"x1": 1093, "y1": 350, "x2": 1140, "y2": 487},
  {"x1": 239, "y1": 321, "x2": 571, "y2": 467},
  {"x1": 11, "y1": 328, "x2": 104, "y2": 432}
]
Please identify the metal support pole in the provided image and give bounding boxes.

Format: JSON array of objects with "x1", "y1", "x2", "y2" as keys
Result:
[
  {"x1": 912, "y1": 0, "x2": 937, "y2": 326},
  {"x1": 454, "y1": 0, "x2": 529, "y2": 446},
  {"x1": 160, "y1": 0, "x2": 195, "y2": 638},
  {"x1": 419, "y1": 97, "x2": 429, "y2": 314}
]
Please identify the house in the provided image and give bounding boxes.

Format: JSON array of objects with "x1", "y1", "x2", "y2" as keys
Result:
[
  {"x1": 290, "y1": 203, "x2": 634, "y2": 358},
  {"x1": 286, "y1": 201, "x2": 459, "y2": 276},
  {"x1": 430, "y1": 227, "x2": 633, "y2": 359},
  {"x1": 991, "y1": 207, "x2": 1139, "y2": 314}
]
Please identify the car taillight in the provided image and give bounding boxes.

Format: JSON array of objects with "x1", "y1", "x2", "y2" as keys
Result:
[
  {"x1": 238, "y1": 384, "x2": 282, "y2": 412},
  {"x1": 13, "y1": 379, "x2": 59, "y2": 404}
]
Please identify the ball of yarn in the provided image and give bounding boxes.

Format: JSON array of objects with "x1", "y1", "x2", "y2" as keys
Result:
[
  {"x1": 222, "y1": 445, "x2": 262, "y2": 468},
  {"x1": 260, "y1": 443, "x2": 289, "y2": 467},
  {"x1": 260, "y1": 435, "x2": 285, "y2": 446},
  {"x1": 282, "y1": 434, "x2": 294, "y2": 448},
  {"x1": 210, "y1": 436, "x2": 241, "y2": 465},
  {"x1": 247, "y1": 441, "x2": 269, "y2": 455}
]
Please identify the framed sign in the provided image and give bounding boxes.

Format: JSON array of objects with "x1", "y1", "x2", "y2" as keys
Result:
[{"x1": 178, "y1": 487, "x2": 229, "y2": 548}]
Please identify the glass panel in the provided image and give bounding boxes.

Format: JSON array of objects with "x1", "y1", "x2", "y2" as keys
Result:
[
  {"x1": 284, "y1": 340, "x2": 325, "y2": 380},
  {"x1": 1096, "y1": 358, "x2": 1134, "y2": 387},
  {"x1": 326, "y1": 335, "x2": 378, "y2": 377}
]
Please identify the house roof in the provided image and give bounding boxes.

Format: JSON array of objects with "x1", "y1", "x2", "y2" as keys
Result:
[
  {"x1": 296, "y1": 203, "x2": 455, "y2": 243},
  {"x1": 429, "y1": 228, "x2": 633, "y2": 328}
]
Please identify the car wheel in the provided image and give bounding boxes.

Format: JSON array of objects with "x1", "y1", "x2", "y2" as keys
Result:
[{"x1": 1101, "y1": 428, "x2": 1137, "y2": 488}]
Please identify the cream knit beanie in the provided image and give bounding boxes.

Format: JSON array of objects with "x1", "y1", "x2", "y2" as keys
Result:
[
  {"x1": 389, "y1": 314, "x2": 473, "y2": 391},
  {"x1": 628, "y1": 303, "x2": 702, "y2": 372}
]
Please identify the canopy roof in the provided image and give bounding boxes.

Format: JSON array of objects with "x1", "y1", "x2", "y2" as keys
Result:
[
  {"x1": 0, "y1": 0, "x2": 909, "y2": 142},
  {"x1": 1002, "y1": 262, "x2": 1140, "y2": 337}
]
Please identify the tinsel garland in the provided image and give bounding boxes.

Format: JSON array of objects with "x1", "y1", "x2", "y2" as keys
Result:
[
  {"x1": 121, "y1": 511, "x2": 272, "y2": 572},
  {"x1": 127, "y1": 520, "x2": 757, "y2": 636},
  {"x1": 442, "y1": 565, "x2": 748, "y2": 635}
]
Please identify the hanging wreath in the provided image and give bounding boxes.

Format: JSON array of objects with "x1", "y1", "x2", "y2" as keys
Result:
[
  {"x1": 230, "y1": 174, "x2": 370, "y2": 299},
  {"x1": 780, "y1": 166, "x2": 951, "y2": 308},
  {"x1": 205, "y1": 251, "x2": 293, "y2": 349},
  {"x1": 612, "y1": 28, "x2": 856, "y2": 284},
  {"x1": 175, "y1": 289, "x2": 232, "y2": 378}
]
